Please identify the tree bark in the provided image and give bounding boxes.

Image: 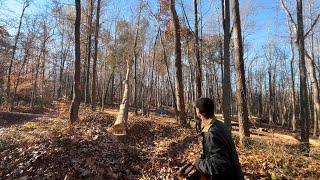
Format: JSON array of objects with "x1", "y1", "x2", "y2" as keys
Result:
[
  {"x1": 268, "y1": 64, "x2": 274, "y2": 124},
  {"x1": 91, "y1": 0, "x2": 101, "y2": 110},
  {"x1": 147, "y1": 28, "x2": 159, "y2": 116},
  {"x1": 57, "y1": 29, "x2": 66, "y2": 99},
  {"x1": 101, "y1": 59, "x2": 108, "y2": 110},
  {"x1": 290, "y1": 47, "x2": 297, "y2": 132},
  {"x1": 231, "y1": 0, "x2": 250, "y2": 145},
  {"x1": 159, "y1": 30, "x2": 178, "y2": 120},
  {"x1": 296, "y1": 0, "x2": 310, "y2": 152},
  {"x1": 305, "y1": 51, "x2": 320, "y2": 137},
  {"x1": 133, "y1": 5, "x2": 142, "y2": 115},
  {"x1": 69, "y1": 0, "x2": 82, "y2": 123},
  {"x1": 113, "y1": 59, "x2": 131, "y2": 135},
  {"x1": 194, "y1": 0, "x2": 202, "y2": 99},
  {"x1": 170, "y1": 0, "x2": 186, "y2": 125},
  {"x1": 221, "y1": 0, "x2": 232, "y2": 131},
  {"x1": 85, "y1": 0, "x2": 94, "y2": 104}
]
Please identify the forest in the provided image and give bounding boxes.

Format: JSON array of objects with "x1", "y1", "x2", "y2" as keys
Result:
[{"x1": 0, "y1": 0, "x2": 320, "y2": 179}]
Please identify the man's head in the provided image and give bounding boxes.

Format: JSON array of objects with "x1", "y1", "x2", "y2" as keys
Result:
[{"x1": 194, "y1": 98, "x2": 215, "y2": 120}]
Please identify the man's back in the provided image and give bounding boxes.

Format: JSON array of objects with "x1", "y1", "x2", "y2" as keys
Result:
[{"x1": 195, "y1": 119, "x2": 244, "y2": 180}]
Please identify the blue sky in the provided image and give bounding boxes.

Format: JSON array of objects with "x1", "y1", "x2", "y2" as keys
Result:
[{"x1": 0, "y1": 0, "x2": 296, "y2": 60}]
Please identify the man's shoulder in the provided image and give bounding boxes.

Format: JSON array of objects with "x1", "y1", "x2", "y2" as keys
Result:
[
  {"x1": 210, "y1": 119, "x2": 226, "y2": 129},
  {"x1": 208, "y1": 120, "x2": 229, "y2": 135}
]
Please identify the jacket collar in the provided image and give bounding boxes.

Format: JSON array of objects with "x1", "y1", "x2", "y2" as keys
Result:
[{"x1": 202, "y1": 116, "x2": 217, "y2": 132}]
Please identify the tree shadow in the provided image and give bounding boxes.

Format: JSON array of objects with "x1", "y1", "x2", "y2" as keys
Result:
[
  {"x1": 1, "y1": 120, "x2": 142, "y2": 179},
  {"x1": 80, "y1": 111, "x2": 115, "y2": 127},
  {"x1": 159, "y1": 134, "x2": 200, "y2": 161},
  {"x1": 126, "y1": 120, "x2": 178, "y2": 146},
  {"x1": 0, "y1": 111, "x2": 42, "y2": 128}
]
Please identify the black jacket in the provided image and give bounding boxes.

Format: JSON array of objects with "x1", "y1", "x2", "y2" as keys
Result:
[{"x1": 194, "y1": 118, "x2": 244, "y2": 180}]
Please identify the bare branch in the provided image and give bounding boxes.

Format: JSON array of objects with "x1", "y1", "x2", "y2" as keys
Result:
[
  {"x1": 304, "y1": 13, "x2": 320, "y2": 38},
  {"x1": 178, "y1": 0, "x2": 194, "y2": 35},
  {"x1": 287, "y1": 17, "x2": 296, "y2": 41},
  {"x1": 279, "y1": 0, "x2": 297, "y2": 31}
]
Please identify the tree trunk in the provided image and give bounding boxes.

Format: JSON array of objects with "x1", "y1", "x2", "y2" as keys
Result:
[
  {"x1": 40, "y1": 24, "x2": 48, "y2": 101},
  {"x1": 91, "y1": 0, "x2": 101, "y2": 110},
  {"x1": 57, "y1": 31, "x2": 66, "y2": 99},
  {"x1": 289, "y1": 26, "x2": 297, "y2": 131},
  {"x1": 221, "y1": 0, "x2": 232, "y2": 131},
  {"x1": 231, "y1": 0, "x2": 250, "y2": 145},
  {"x1": 139, "y1": 52, "x2": 146, "y2": 115},
  {"x1": 268, "y1": 66, "x2": 274, "y2": 124},
  {"x1": 194, "y1": 0, "x2": 202, "y2": 99},
  {"x1": 170, "y1": 0, "x2": 186, "y2": 125},
  {"x1": 147, "y1": 28, "x2": 159, "y2": 116},
  {"x1": 305, "y1": 51, "x2": 320, "y2": 137},
  {"x1": 113, "y1": 60, "x2": 131, "y2": 135},
  {"x1": 296, "y1": 0, "x2": 310, "y2": 152},
  {"x1": 69, "y1": 0, "x2": 82, "y2": 123},
  {"x1": 133, "y1": 4, "x2": 143, "y2": 115},
  {"x1": 110, "y1": 70, "x2": 115, "y2": 104},
  {"x1": 85, "y1": 0, "x2": 94, "y2": 104},
  {"x1": 159, "y1": 30, "x2": 178, "y2": 120},
  {"x1": 101, "y1": 60, "x2": 108, "y2": 110},
  {"x1": 308, "y1": 79, "x2": 314, "y2": 134},
  {"x1": 193, "y1": 0, "x2": 203, "y2": 132},
  {"x1": 290, "y1": 57, "x2": 297, "y2": 132}
]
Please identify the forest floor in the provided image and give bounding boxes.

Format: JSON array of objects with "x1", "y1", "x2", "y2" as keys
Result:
[{"x1": 0, "y1": 101, "x2": 320, "y2": 179}]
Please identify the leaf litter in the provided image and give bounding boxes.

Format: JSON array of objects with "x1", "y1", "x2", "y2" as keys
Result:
[{"x1": 0, "y1": 103, "x2": 320, "y2": 179}]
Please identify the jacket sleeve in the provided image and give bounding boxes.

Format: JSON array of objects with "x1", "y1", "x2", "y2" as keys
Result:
[{"x1": 194, "y1": 131, "x2": 231, "y2": 176}]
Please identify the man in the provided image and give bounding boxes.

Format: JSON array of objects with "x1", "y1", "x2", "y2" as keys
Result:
[{"x1": 193, "y1": 97, "x2": 244, "y2": 179}]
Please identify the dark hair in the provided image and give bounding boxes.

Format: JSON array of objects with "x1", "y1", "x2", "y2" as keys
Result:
[{"x1": 194, "y1": 98, "x2": 215, "y2": 118}]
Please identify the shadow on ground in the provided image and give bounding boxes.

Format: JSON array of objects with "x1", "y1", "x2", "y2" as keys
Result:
[{"x1": 0, "y1": 111, "x2": 41, "y2": 128}]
